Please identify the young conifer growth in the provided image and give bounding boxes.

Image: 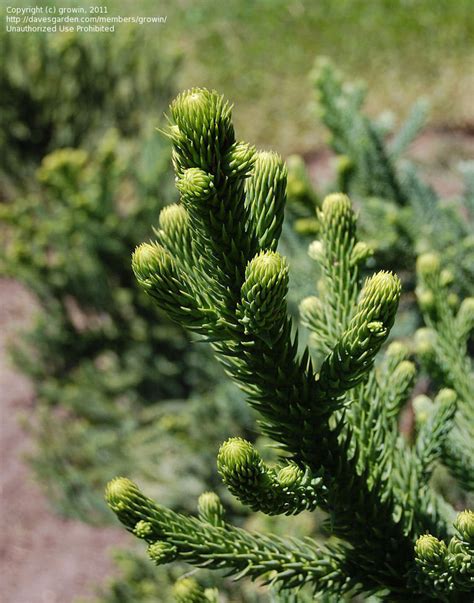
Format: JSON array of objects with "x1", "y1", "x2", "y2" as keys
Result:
[
  {"x1": 106, "y1": 89, "x2": 473, "y2": 601},
  {"x1": 311, "y1": 59, "x2": 474, "y2": 292},
  {"x1": 415, "y1": 252, "x2": 474, "y2": 494}
]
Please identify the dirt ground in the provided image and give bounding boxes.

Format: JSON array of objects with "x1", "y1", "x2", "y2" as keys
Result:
[
  {"x1": 1, "y1": 129, "x2": 472, "y2": 603},
  {"x1": 0, "y1": 280, "x2": 129, "y2": 603}
]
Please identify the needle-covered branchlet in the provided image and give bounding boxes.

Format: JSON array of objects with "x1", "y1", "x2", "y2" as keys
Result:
[{"x1": 106, "y1": 89, "x2": 473, "y2": 602}]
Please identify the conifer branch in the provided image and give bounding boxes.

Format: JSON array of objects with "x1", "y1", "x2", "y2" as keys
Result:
[
  {"x1": 106, "y1": 478, "x2": 353, "y2": 595},
  {"x1": 105, "y1": 88, "x2": 470, "y2": 601},
  {"x1": 217, "y1": 438, "x2": 325, "y2": 515},
  {"x1": 416, "y1": 253, "x2": 474, "y2": 492},
  {"x1": 414, "y1": 511, "x2": 474, "y2": 599}
]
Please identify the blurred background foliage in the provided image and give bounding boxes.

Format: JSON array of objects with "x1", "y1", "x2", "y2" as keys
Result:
[
  {"x1": 292, "y1": 59, "x2": 474, "y2": 300},
  {"x1": 0, "y1": 1, "x2": 473, "y2": 602},
  {"x1": 3, "y1": 0, "x2": 474, "y2": 157},
  {"x1": 1, "y1": 134, "x2": 254, "y2": 521},
  {"x1": 0, "y1": 26, "x2": 178, "y2": 194},
  {"x1": 165, "y1": 0, "x2": 474, "y2": 153}
]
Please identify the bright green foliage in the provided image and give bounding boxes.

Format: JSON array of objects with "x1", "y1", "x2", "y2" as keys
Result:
[
  {"x1": 311, "y1": 59, "x2": 474, "y2": 292},
  {"x1": 197, "y1": 491, "x2": 226, "y2": 527},
  {"x1": 106, "y1": 89, "x2": 473, "y2": 601},
  {"x1": 415, "y1": 510, "x2": 474, "y2": 596},
  {"x1": 173, "y1": 577, "x2": 207, "y2": 603},
  {"x1": 172, "y1": 577, "x2": 218, "y2": 603},
  {"x1": 106, "y1": 476, "x2": 350, "y2": 594},
  {"x1": 1, "y1": 134, "x2": 251, "y2": 521},
  {"x1": 217, "y1": 438, "x2": 323, "y2": 515},
  {"x1": 415, "y1": 253, "x2": 474, "y2": 493},
  {"x1": 285, "y1": 154, "x2": 320, "y2": 236},
  {"x1": 0, "y1": 29, "x2": 177, "y2": 186}
]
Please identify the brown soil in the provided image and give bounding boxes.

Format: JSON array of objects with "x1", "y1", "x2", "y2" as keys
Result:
[{"x1": 0, "y1": 279, "x2": 129, "y2": 603}]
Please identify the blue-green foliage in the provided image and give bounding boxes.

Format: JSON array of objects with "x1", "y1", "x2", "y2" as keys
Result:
[{"x1": 0, "y1": 28, "x2": 178, "y2": 186}]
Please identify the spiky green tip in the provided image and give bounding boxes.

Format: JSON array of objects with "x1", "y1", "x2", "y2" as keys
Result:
[
  {"x1": 414, "y1": 328, "x2": 435, "y2": 356},
  {"x1": 434, "y1": 388, "x2": 456, "y2": 407},
  {"x1": 134, "y1": 520, "x2": 153, "y2": 538},
  {"x1": 170, "y1": 88, "x2": 233, "y2": 140},
  {"x1": 253, "y1": 150, "x2": 287, "y2": 179},
  {"x1": 308, "y1": 240, "x2": 324, "y2": 261},
  {"x1": 132, "y1": 242, "x2": 172, "y2": 283},
  {"x1": 365, "y1": 270, "x2": 401, "y2": 300},
  {"x1": 416, "y1": 289, "x2": 435, "y2": 311},
  {"x1": 224, "y1": 141, "x2": 256, "y2": 176},
  {"x1": 458, "y1": 297, "x2": 474, "y2": 325},
  {"x1": 147, "y1": 541, "x2": 177, "y2": 565},
  {"x1": 454, "y1": 510, "x2": 474, "y2": 543},
  {"x1": 417, "y1": 252, "x2": 441, "y2": 278},
  {"x1": 355, "y1": 271, "x2": 401, "y2": 335},
  {"x1": 171, "y1": 87, "x2": 227, "y2": 119},
  {"x1": 105, "y1": 476, "x2": 140, "y2": 511},
  {"x1": 415, "y1": 534, "x2": 446, "y2": 562},
  {"x1": 413, "y1": 395, "x2": 434, "y2": 425},
  {"x1": 351, "y1": 241, "x2": 373, "y2": 265},
  {"x1": 159, "y1": 204, "x2": 189, "y2": 232},
  {"x1": 217, "y1": 437, "x2": 260, "y2": 473},
  {"x1": 321, "y1": 192, "x2": 352, "y2": 216},
  {"x1": 198, "y1": 491, "x2": 224, "y2": 516},
  {"x1": 246, "y1": 250, "x2": 288, "y2": 284},
  {"x1": 394, "y1": 360, "x2": 416, "y2": 381},
  {"x1": 277, "y1": 463, "x2": 304, "y2": 487},
  {"x1": 299, "y1": 295, "x2": 322, "y2": 320},
  {"x1": 177, "y1": 168, "x2": 215, "y2": 201},
  {"x1": 173, "y1": 577, "x2": 206, "y2": 603}
]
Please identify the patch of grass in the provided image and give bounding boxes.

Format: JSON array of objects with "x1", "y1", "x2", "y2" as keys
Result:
[
  {"x1": 165, "y1": 0, "x2": 473, "y2": 153},
  {"x1": 7, "y1": 0, "x2": 474, "y2": 153}
]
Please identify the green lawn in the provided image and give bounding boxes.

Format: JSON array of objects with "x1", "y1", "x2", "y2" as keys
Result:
[{"x1": 7, "y1": 0, "x2": 474, "y2": 153}]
